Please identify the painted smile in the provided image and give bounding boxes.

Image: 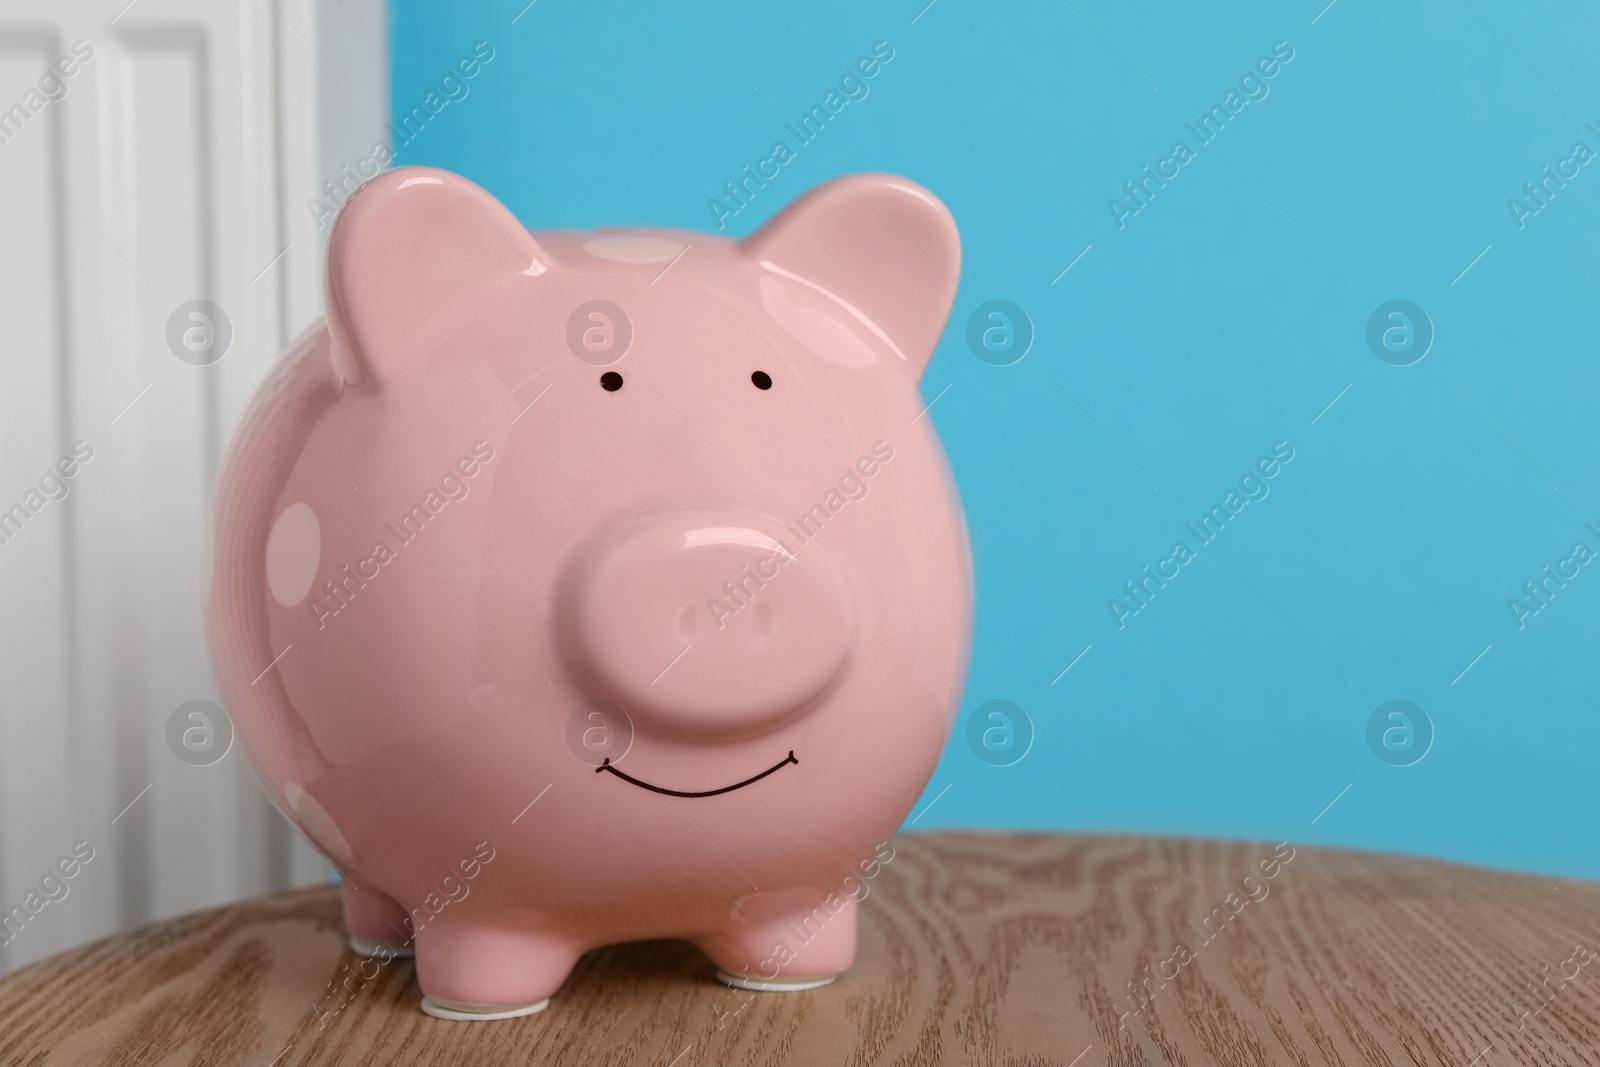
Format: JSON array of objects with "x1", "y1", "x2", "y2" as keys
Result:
[{"x1": 596, "y1": 751, "x2": 798, "y2": 798}]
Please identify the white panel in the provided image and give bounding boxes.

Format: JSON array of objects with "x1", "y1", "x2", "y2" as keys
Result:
[
  {"x1": 118, "y1": 27, "x2": 228, "y2": 922},
  {"x1": 0, "y1": 0, "x2": 387, "y2": 975},
  {"x1": 0, "y1": 29, "x2": 81, "y2": 974}
]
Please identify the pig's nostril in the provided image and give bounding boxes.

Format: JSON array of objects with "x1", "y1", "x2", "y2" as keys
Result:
[{"x1": 600, "y1": 371, "x2": 623, "y2": 392}]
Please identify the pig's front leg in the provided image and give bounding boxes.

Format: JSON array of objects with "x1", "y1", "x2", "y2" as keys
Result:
[
  {"x1": 413, "y1": 921, "x2": 582, "y2": 1020},
  {"x1": 698, "y1": 888, "x2": 859, "y2": 991}
]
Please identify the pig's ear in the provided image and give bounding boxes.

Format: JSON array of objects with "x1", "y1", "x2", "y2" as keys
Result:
[
  {"x1": 324, "y1": 166, "x2": 552, "y2": 387},
  {"x1": 744, "y1": 173, "x2": 960, "y2": 381}
]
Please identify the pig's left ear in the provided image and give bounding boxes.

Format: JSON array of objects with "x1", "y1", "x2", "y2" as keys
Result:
[
  {"x1": 324, "y1": 166, "x2": 553, "y2": 387},
  {"x1": 744, "y1": 173, "x2": 960, "y2": 381}
]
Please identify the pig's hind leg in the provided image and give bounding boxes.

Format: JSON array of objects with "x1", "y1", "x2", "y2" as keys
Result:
[{"x1": 342, "y1": 881, "x2": 415, "y2": 959}]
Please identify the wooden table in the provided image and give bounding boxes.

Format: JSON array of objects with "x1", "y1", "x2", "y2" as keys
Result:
[{"x1": 3, "y1": 832, "x2": 1598, "y2": 1065}]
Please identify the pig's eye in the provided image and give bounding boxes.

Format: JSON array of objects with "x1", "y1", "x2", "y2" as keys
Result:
[
  {"x1": 600, "y1": 372, "x2": 624, "y2": 392},
  {"x1": 751, "y1": 371, "x2": 772, "y2": 390}
]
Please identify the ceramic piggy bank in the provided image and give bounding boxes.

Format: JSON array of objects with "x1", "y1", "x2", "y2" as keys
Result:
[{"x1": 206, "y1": 166, "x2": 972, "y2": 1020}]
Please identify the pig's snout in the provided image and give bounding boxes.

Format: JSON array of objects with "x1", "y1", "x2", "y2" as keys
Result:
[{"x1": 560, "y1": 507, "x2": 854, "y2": 737}]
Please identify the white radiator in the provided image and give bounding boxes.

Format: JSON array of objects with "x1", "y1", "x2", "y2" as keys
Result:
[{"x1": 0, "y1": 0, "x2": 387, "y2": 975}]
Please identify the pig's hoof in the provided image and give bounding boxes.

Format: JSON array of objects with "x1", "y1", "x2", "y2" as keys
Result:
[
  {"x1": 717, "y1": 970, "x2": 838, "y2": 992},
  {"x1": 420, "y1": 996, "x2": 550, "y2": 1021},
  {"x1": 348, "y1": 934, "x2": 414, "y2": 959}
]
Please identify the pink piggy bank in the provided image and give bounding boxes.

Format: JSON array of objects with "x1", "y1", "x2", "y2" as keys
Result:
[{"x1": 206, "y1": 166, "x2": 972, "y2": 1020}]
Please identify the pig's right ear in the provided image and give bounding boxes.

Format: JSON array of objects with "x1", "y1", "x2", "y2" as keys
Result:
[{"x1": 324, "y1": 166, "x2": 553, "y2": 387}]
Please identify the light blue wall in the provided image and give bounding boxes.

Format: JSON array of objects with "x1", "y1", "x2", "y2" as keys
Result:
[{"x1": 389, "y1": 0, "x2": 1600, "y2": 879}]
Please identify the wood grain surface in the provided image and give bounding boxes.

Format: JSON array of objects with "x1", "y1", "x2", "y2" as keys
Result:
[{"x1": 3, "y1": 832, "x2": 1599, "y2": 1066}]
